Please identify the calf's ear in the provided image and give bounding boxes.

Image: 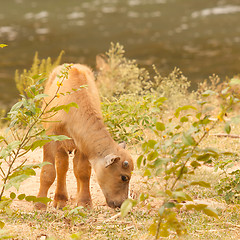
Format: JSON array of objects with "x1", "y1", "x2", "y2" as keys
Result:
[
  {"x1": 119, "y1": 141, "x2": 126, "y2": 149},
  {"x1": 105, "y1": 154, "x2": 120, "y2": 168}
]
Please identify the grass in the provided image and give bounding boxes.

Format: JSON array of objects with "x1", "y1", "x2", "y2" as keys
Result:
[
  {"x1": 2, "y1": 190, "x2": 240, "y2": 240},
  {"x1": 183, "y1": 206, "x2": 240, "y2": 240},
  {"x1": 1, "y1": 206, "x2": 150, "y2": 239},
  {"x1": 1, "y1": 117, "x2": 240, "y2": 239}
]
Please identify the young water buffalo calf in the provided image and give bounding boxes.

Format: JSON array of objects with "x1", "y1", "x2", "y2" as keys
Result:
[{"x1": 35, "y1": 64, "x2": 134, "y2": 209}]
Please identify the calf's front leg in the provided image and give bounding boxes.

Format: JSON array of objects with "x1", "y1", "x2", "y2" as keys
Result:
[{"x1": 73, "y1": 150, "x2": 92, "y2": 207}]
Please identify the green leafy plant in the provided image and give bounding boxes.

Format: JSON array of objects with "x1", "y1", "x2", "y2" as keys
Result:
[
  {"x1": 120, "y1": 77, "x2": 240, "y2": 238},
  {"x1": 152, "y1": 66, "x2": 193, "y2": 108},
  {"x1": 102, "y1": 94, "x2": 166, "y2": 144},
  {"x1": 97, "y1": 42, "x2": 151, "y2": 97},
  {"x1": 15, "y1": 51, "x2": 64, "y2": 95},
  {"x1": 217, "y1": 169, "x2": 240, "y2": 203},
  {"x1": 0, "y1": 64, "x2": 79, "y2": 228},
  {"x1": 98, "y1": 43, "x2": 195, "y2": 110}
]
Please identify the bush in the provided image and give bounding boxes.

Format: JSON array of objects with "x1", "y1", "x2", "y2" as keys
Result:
[
  {"x1": 15, "y1": 51, "x2": 64, "y2": 95},
  {"x1": 98, "y1": 43, "x2": 194, "y2": 110},
  {"x1": 120, "y1": 77, "x2": 240, "y2": 238},
  {"x1": 0, "y1": 65, "x2": 79, "y2": 229},
  {"x1": 97, "y1": 43, "x2": 151, "y2": 97}
]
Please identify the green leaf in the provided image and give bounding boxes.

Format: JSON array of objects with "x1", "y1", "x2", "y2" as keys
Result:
[
  {"x1": 158, "y1": 205, "x2": 165, "y2": 215},
  {"x1": 137, "y1": 155, "x2": 143, "y2": 169},
  {"x1": 49, "y1": 102, "x2": 79, "y2": 113},
  {"x1": 0, "y1": 141, "x2": 21, "y2": 159},
  {"x1": 160, "y1": 228, "x2": 170, "y2": 238},
  {"x1": 10, "y1": 192, "x2": 16, "y2": 200},
  {"x1": 180, "y1": 116, "x2": 188, "y2": 123},
  {"x1": 35, "y1": 197, "x2": 52, "y2": 204},
  {"x1": 144, "y1": 169, "x2": 151, "y2": 177},
  {"x1": 25, "y1": 196, "x2": 37, "y2": 202},
  {"x1": 139, "y1": 193, "x2": 149, "y2": 202},
  {"x1": 172, "y1": 191, "x2": 193, "y2": 201},
  {"x1": 196, "y1": 112, "x2": 202, "y2": 119},
  {"x1": 0, "y1": 221, "x2": 5, "y2": 229},
  {"x1": 175, "y1": 105, "x2": 196, "y2": 118},
  {"x1": 0, "y1": 136, "x2": 5, "y2": 143},
  {"x1": 30, "y1": 139, "x2": 51, "y2": 151},
  {"x1": 48, "y1": 135, "x2": 71, "y2": 141},
  {"x1": 190, "y1": 161, "x2": 201, "y2": 168},
  {"x1": 63, "y1": 102, "x2": 79, "y2": 113},
  {"x1": 164, "y1": 202, "x2": 175, "y2": 208},
  {"x1": 185, "y1": 204, "x2": 195, "y2": 210},
  {"x1": 147, "y1": 140, "x2": 157, "y2": 149},
  {"x1": 34, "y1": 94, "x2": 48, "y2": 100},
  {"x1": 148, "y1": 222, "x2": 157, "y2": 236},
  {"x1": 18, "y1": 194, "x2": 26, "y2": 200},
  {"x1": 120, "y1": 199, "x2": 133, "y2": 218},
  {"x1": 156, "y1": 122, "x2": 165, "y2": 131},
  {"x1": 9, "y1": 168, "x2": 36, "y2": 179},
  {"x1": 182, "y1": 133, "x2": 195, "y2": 146},
  {"x1": 71, "y1": 233, "x2": 82, "y2": 239},
  {"x1": 68, "y1": 206, "x2": 85, "y2": 215},
  {"x1": 224, "y1": 122, "x2": 231, "y2": 134},
  {"x1": 194, "y1": 204, "x2": 208, "y2": 211},
  {"x1": 147, "y1": 151, "x2": 158, "y2": 161},
  {"x1": 5, "y1": 175, "x2": 31, "y2": 191},
  {"x1": 202, "y1": 206, "x2": 219, "y2": 219},
  {"x1": 9, "y1": 101, "x2": 23, "y2": 113},
  {"x1": 196, "y1": 153, "x2": 211, "y2": 162},
  {"x1": 190, "y1": 181, "x2": 211, "y2": 188}
]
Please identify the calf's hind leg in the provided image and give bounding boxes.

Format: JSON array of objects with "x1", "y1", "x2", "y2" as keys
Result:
[
  {"x1": 35, "y1": 142, "x2": 57, "y2": 210},
  {"x1": 53, "y1": 147, "x2": 69, "y2": 209},
  {"x1": 73, "y1": 150, "x2": 92, "y2": 207}
]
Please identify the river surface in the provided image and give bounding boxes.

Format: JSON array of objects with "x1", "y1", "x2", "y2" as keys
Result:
[{"x1": 0, "y1": 0, "x2": 240, "y2": 108}]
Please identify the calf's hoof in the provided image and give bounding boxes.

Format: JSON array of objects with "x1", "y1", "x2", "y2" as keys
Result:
[
  {"x1": 35, "y1": 202, "x2": 47, "y2": 210},
  {"x1": 53, "y1": 194, "x2": 68, "y2": 209},
  {"x1": 53, "y1": 199, "x2": 68, "y2": 209},
  {"x1": 77, "y1": 197, "x2": 92, "y2": 208}
]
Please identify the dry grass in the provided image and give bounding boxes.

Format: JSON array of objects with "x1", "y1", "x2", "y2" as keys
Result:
[
  {"x1": 1, "y1": 128, "x2": 240, "y2": 240},
  {"x1": 2, "y1": 99, "x2": 240, "y2": 239},
  {"x1": 1, "y1": 117, "x2": 240, "y2": 239}
]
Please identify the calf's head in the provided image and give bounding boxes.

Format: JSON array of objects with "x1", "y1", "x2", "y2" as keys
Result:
[{"x1": 93, "y1": 149, "x2": 134, "y2": 208}]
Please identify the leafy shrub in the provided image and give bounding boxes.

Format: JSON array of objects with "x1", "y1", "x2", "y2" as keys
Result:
[
  {"x1": 120, "y1": 77, "x2": 240, "y2": 238},
  {"x1": 0, "y1": 65, "x2": 79, "y2": 229},
  {"x1": 98, "y1": 43, "x2": 195, "y2": 110},
  {"x1": 102, "y1": 94, "x2": 166, "y2": 145},
  {"x1": 217, "y1": 169, "x2": 240, "y2": 204},
  {"x1": 97, "y1": 42, "x2": 151, "y2": 97},
  {"x1": 15, "y1": 51, "x2": 64, "y2": 95},
  {"x1": 152, "y1": 66, "x2": 193, "y2": 108}
]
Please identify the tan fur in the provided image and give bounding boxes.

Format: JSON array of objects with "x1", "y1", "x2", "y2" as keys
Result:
[{"x1": 35, "y1": 64, "x2": 134, "y2": 209}]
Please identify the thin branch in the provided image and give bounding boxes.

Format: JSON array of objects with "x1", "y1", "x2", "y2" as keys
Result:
[
  {"x1": 10, "y1": 128, "x2": 18, "y2": 141},
  {"x1": 210, "y1": 133, "x2": 240, "y2": 138},
  {"x1": 0, "y1": 166, "x2": 5, "y2": 178},
  {"x1": 11, "y1": 158, "x2": 28, "y2": 173}
]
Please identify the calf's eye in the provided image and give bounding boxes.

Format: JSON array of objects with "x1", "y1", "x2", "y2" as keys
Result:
[{"x1": 121, "y1": 175, "x2": 129, "y2": 182}]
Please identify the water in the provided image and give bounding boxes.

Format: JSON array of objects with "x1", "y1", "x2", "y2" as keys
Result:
[{"x1": 1, "y1": 0, "x2": 240, "y2": 108}]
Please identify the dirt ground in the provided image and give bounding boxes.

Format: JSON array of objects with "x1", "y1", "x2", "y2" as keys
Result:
[
  {"x1": 2, "y1": 148, "x2": 144, "y2": 239},
  {"x1": 7, "y1": 148, "x2": 131, "y2": 211}
]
